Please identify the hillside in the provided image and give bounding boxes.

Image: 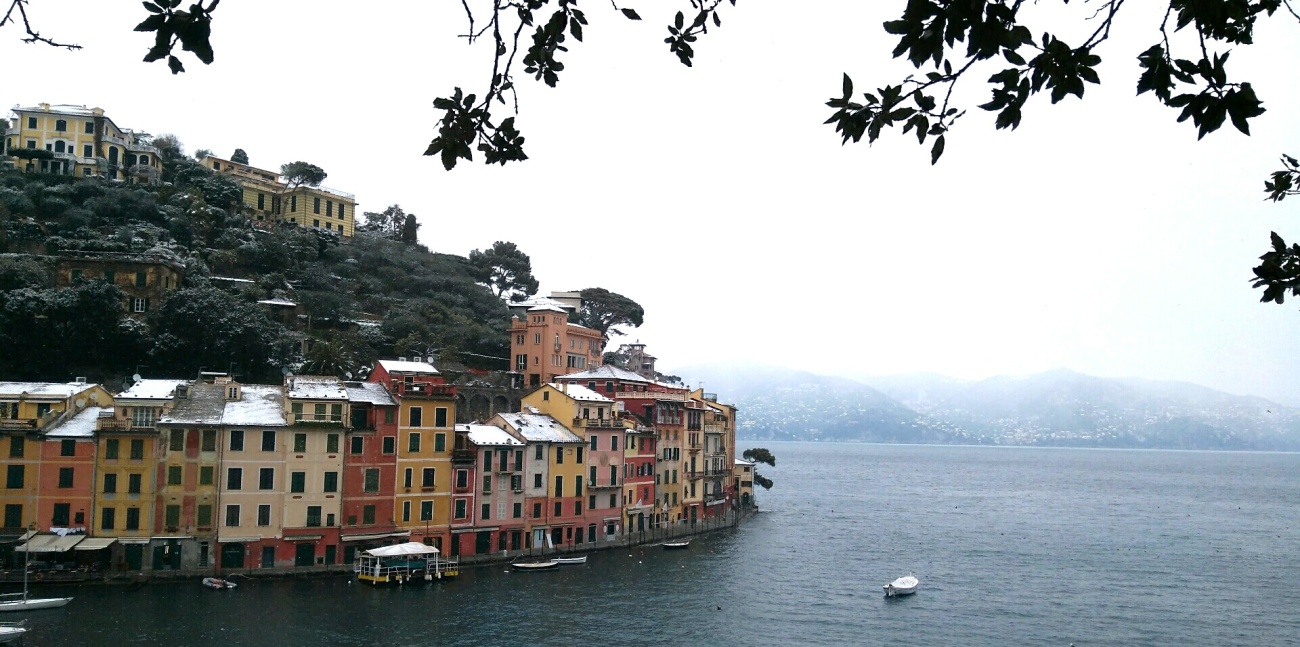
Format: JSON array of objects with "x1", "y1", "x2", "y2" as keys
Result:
[{"x1": 676, "y1": 365, "x2": 1300, "y2": 450}]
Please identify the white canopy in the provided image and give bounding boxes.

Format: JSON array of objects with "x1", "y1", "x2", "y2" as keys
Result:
[{"x1": 365, "y1": 541, "x2": 439, "y2": 557}]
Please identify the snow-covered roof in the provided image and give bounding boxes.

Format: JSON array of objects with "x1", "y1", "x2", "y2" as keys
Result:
[
  {"x1": 547, "y1": 383, "x2": 611, "y2": 403},
  {"x1": 287, "y1": 376, "x2": 347, "y2": 400},
  {"x1": 366, "y1": 541, "x2": 439, "y2": 557},
  {"x1": 496, "y1": 412, "x2": 583, "y2": 443},
  {"x1": 223, "y1": 385, "x2": 286, "y2": 427},
  {"x1": 528, "y1": 304, "x2": 569, "y2": 314},
  {"x1": 0, "y1": 381, "x2": 99, "y2": 400},
  {"x1": 460, "y1": 423, "x2": 524, "y2": 447},
  {"x1": 378, "y1": 360, "x2": 439, "y2": 375},
  {"x1": 558, "y1": 365, "x2": 650, "y2": 384},
  {"x1": 511, "y1": 296, "x2": 574, "y2": 311},
  {"x1": 44, "y1": 406, "x2": 102, "y2": 438},
  {"x1": 15, "y1": 103, "x2": 98, "y2": 117},
  {"x1": 258, "y1": 298, "x2": 297, "y2": 307},
  {"x1": 159, "y1": 383, "x2": 226, "y2": 425},
  {"x1": 117, "y1": 379, "x2": 186, "y2": 401},
  {"x1": 210, "y1": 276, "x2": 255, "y2": 284},
  {"x1": 346, "y1": 382, "x2": 396, "y2": 406},
  {"x1": 734, "y1": 458, "x2": 755, "y2": 466}
]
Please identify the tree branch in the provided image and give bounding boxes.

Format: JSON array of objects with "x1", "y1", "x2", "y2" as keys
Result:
[{"x1": 1, "y1": 0, "x2": 81, "y2": 49}]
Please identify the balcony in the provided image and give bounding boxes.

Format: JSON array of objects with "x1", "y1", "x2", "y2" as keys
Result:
[
  {"x1": 0, "y1": 419, "x2": 36, "y2": 431},
  {"x1": 452, "y1": 449, "x2": 476, "y2": 464},
  {"x1": 126, "y1": 141, "x2": 160, "y2": 155},
  {"x1": 572, "y1": 417, "x2": 616, "y2": 428},
  {"x1": 615, "y1": 391, "x2": 685, "y2": 402},
  {"x1": 686, "y1": 471, "x2": 703, "y2": 481},
  {"x1": 102, "y1": 135, "x2": 129, "y2": 146},
  {"x1": 588, "y1": 480, "x2": 621, "y2": 490},
  {"x1": 391, "y1": 381, "x2": 455, "y2": 399},
  {"x1": 704, "y1": 424, "x2": 724, "y2": 434}
]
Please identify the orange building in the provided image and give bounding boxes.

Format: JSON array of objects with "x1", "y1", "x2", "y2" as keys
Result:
[{"x1": 507, "y1": 298, "x2": 604, "y2": 387}]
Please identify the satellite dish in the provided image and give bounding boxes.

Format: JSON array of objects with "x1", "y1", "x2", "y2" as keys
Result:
[
  {"x1": 75, "y1": 398, "x2": 86, "y2": 409},
  {"x1": 89, "y1": 393, "x2": 99, "y2": 402},
  {"x1": 132, "y1": 373, "x2": 142, "y2": 382},
  {"x1": 344, "y1": 372, "x2": 353, "y2": 380}
]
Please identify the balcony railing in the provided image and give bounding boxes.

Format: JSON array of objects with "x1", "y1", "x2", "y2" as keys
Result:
[
  {"x1": 703, "y1": 424, "x2": 724, "y2": 433},
  {"x1": 615, "y1": 391, "x2": 685, "y2": 402},
  {"x1": 588, "y1": 480, "x2": 621, "y2": 490},
  {"x1": 391, "y1": 381, "x2": 456, "y2": 399},
  {"x1": 573, "y1": 417, "x2": 616, "y2": 428},
  {"x1": 0, "y1": 419, "x2": 36, "y2": 430}
]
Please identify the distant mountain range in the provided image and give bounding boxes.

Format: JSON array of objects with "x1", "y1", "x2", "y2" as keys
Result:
[{"x1": 673, "y1": 365, "x2": 1300, "y2": 451}]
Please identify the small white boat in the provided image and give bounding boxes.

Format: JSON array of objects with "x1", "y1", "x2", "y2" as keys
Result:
[
  {"x1": 883, "y1": 575, "x2": 918, "y2": 597},
  {"x1": 0, "y1": 622, "x2": 27, "y2": 644},
  {"x1": 663, "y1": 540, "x2": 690, "y2": 550},
  {"x1": 202, "y1": 577, "x2": 237, "y2": 590},
  {"x1": 0, "y1": 595, "x2": 72, "y2": 611},
  {"x1": 512, "y1": 560, "x2": 559, "y2": 571},
  {"x1": 553, "y1": 556, "x2": 588, "y2": 565}
]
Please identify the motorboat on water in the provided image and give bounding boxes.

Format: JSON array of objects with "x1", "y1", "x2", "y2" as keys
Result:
[
  {"x1": 883, "y1": 575, "x2": 918, "y2": 597},
  {"x1": 512, "y1": 560, "x2": 559, "y2": 571},
  {"x1": 663, "y1": 540, "x2": 690, "y2": 550},
  {"x1": 553, "y1": 556, "x2": 588, "y2": 565},
  {"x1": 0, "y1": 622, "x2": 27, "y2": 644},
  {"x1": 202, "y1": 577, "x2": 237, "y2": 590}
]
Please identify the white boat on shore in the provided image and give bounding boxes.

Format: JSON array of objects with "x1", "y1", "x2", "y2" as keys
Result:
[
  {"x1": 883, "y1": 575, "x2": 918, "y2": 597},
  {"x1": 553, "y1": 556, "x2": 588, "y2": 565}
]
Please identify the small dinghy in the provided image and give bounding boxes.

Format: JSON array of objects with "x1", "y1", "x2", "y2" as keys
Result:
[
  {"x1": 663, "y1": 540, "x2": 691, "y2": 550},
  {"x1": 512, "y1": 560, "x2": 559, "y2": 571},
  {"x1": 202, "y1": 577, "x2": 237, "y2": 590},
  {"x1": 883, "y1": 576, "x2": 918, "y2": 597},
  {"x1": 553, "y1": 556, "x2": 588, "y2": 565}
]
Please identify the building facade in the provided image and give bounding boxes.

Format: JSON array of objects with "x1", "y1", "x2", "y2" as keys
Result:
[{"x1": 3, "y1": 103, "x2": 162, "y2": 183}]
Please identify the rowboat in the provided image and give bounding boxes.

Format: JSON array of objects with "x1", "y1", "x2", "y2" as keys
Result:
[
  {"x1": 663, "y1": 540, "x2": 690, "y2": 550},
  {"x1": 553, "y1": 556, "x2": 588, "y2": 565},
  {"x1": 0, "y1": 622, "x2": 27, "y2": 644},
  {"x1": 202, "y1": 577, "x2": 237, "y2": 590},
  {"x1": 883, "y1": 575, "x2": 918, "y2": 597},
  {"x1": 512, "y1": 560, "x2": 559, "y2": 571}
]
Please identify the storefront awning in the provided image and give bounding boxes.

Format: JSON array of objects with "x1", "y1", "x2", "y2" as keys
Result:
[
  {"x1": 217, "y1": 536, "x2": 261, "y2": 544},
  {"x1": 341, "y1": 531, "x2": 411, "y2": 542},
  {"x1": 17, "y1": 534, "x2": 85, "y2": 553},
  {"x1": 73, "y1": 538, "x2": 117, "y2": 551},
  {"x1": 287, "y1": 535, "x2": 322, "y2": 542}
]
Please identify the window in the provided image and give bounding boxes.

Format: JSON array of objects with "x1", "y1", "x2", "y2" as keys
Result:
[
  {"x1": 225, "y1": 505, "x2": 240, "y2": 527},
  {"x1": 575, "y1": 475, "x2": 583, "y2": 496},
  {"x1": 258, "y1": 193, "x2": 265, "y2": 210},
  {"x1": 589, "y1": 494, "x2": 596, "y2": 510},
  {"x1": 103, "y1": 271, "x2": 114, "y2": 284},
  {"x1": 434, "y1": 433, "x2": 445, "y2": 452},
  {"x1": 422, "y1": 468, "x2": 435, "y2": 488},
  {"x1": 456, "y1": 469, "x2": 468, "y2": 489},
  {"x1": 290, "y1": 195, "x2": 297, "y2": 211},
  {"x1": 339, "y1": 204, "x2": 346, "y2": 220},
  {"x1": 327, "y1": 200, "x2": 333, "y2": 217},
  {"x1": 314, "y1": 403, "x2": 326, "y2": 420},
  {"x1": 226, "y1": 467, "x2": 241, "y2": 490},
  {"x1": 533, "y1": 473, "x2": 542, "y2": 489},
  {"x1": 481, "y1": 503, "x2": 490, "y2": 520},
  {"x1": 577, "y1": 446, "x2": 584, "y2": 463},
  {"x1": 590, "y1": 436, "x2": 598, "y2": 451},
  {"x1": 575, "y1": 500, "x2": 583, "y2": 515},
  {"x1": 55, "y1": 119, "x2": 66, "y2": 131},
  {"x1": 197, "y1": 505, "x2": 212, "y2": 528},
  {"x1": 290, "y1": 472, "x2": 305, "y2": 493},
  {"x1": 169, "y1": 429, "x2": 184, "y2": 451},
  {"x1": 165, "y1": 504, "x2": 181, "y2": 528},
  {"x1": 435, "y1": 408, "x2": 448, "y2": 427},
  {"x1": 164, "y1": 465, "x2": 181, "y2": 485},
  {"x1": 513, "y1": 502, "x2": 522, "y2": 518},
  {"x1": 324, "y1": 472, "x2": 338, "y2": 493},
  {"x1": 126, "y1": 507, "x2": 141, "y2": 530},
  {"x1": 259, "y1": 468, "x2": 274, "y2": 490},
  {"x1": 294, "y1": 433, "x2": 307, "y2": 452},
  {"x1": 483, "y1": 450, "x2": 492, "y2": 472},
  {"x1": 556, "y1": 446, "x2": 564, "y2": 465},
  {"x1": 554, "y1": 501, "x2": 563, "y2": 517},
  {"x1": 382, "y1": 436, "x2": 395, "y2": 454},
  {"x1": 327, "y1": 434, "x2": 339, "y2": 453},
  {"x1": 257, "y1": 505, "x2": 271, "y2": 526},
  {"x1": 404, "y1": 468, "x2": 413, "y2": 489},
  {"x1": 511, "y1": 474, "x2": 522, "y2": 491},
  {"x1": 362, "y1": 505, "x2": 376, "y2": 525},
  {"x1": 409, "y1": 407, "x2": 423, "y2": 427},
  {"x1": 202, "y1": 429, "x2": 216, "y2": 452},
  {"x1": 292, "y1": 403, "x2": 303, "y2": 421},
  {"x1": 384, "y1": 408, "x2": 395, "y2": 424},
  {"x1": 58, "y1": 467, "x2": 73, "y2": 488},
  {"x1": 590, "y1": 466, "x2": 597, "y2": 486},
  {"x1": 198, "y1": 467, "x2": 212, "y2": 486},
  {"x1": 129, "y1": 473, "x2": 142, "y2": 493},
  {"x1": 103, "y1": 473, "x2": 117, "y2": 493},
  {"x1": 454, "y1": 499, "x2": 466, "y2": 520},
  {"x1": 5, "y1": 462, "x2": 22, "y2": 488},
  {"x1": 421, "y1": 500, "x2": 434, "y2": 521},
  {"x1": 408, "y1": 433, "x2": 421, "y2": 453},
  {"x1": 60, "y1": 439, "x2": 76, "y2": 456},
  {"x1": 105, "y1": 438, "x2": 119, "y2": 459},
  {"x1": 535, "y1": 445, "x2": 543, "y2": 460},
  {"x1": 130, "y1": 439, "x2": 144, "y2": 459},
  {"x1": 314, "y1": 197, "x2": 321, "y2": 214},
  {"x1": 135, "y1": 271, "x2": 147, "y2": 287},
  {"x1": 229, "y1": 430, "x2": 244, "y2": 451},
  {"x1": 101, "y1": 508, "x2": 116, "y2": 530},
  {"x1": 532, "y1": 502, "x2": 542, "y2": 518},
  {"x1": 307, "y1": 506, "x2": 322, "y2": 527},
  {"x1": 482, "y1": 475, "x2": 491, "y2": 493},
  {"x1": 554, "y1": 475, "x2": 563, "y2": 497},
  {"x1": 350, "y1": 436, "x2": 363, "y2": 454},
  {"x1": 363, "y1": 468, "x2": 379, "y2": 493},
  {"x1": 262, "y1": 430, "x2": 276, "y2": 451},
  {"x1": 84, "y1": 121, "x2": 94, "y2": 134}
]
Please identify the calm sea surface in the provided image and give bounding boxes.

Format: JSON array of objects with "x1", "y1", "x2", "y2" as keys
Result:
[{"x1": 16, "y1": 443, "x2": 1300, "y2": 646}]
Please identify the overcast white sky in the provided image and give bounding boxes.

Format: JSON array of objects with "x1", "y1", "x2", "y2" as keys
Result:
[{"x1": 5, "y1": 2, "x2": 1300, "y2": 403}]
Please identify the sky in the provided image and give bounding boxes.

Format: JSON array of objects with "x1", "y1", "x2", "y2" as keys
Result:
[{"x1": 5, "y1": 2, "x2": 1300, "y2": 404}]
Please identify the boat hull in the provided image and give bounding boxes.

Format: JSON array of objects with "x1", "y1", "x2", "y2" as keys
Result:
[
  {"x1": 0, "y1": 597, "x2": 72, "y2": 611},
  {"x1": 512, "y1": 561, "x2": 559, "y2": 571},
  {"x1": 663, "y1": 541, "x2": 690, "y2": 550},
  {"x1": 0, "y1": 626, "x2": 25, "y2": 644},
  {"x1": 554, "y1": 556, "x2": 588, "y2": 565},
  {"x1": 883, "y1": 576, "x2": 919, "y2": 597}
]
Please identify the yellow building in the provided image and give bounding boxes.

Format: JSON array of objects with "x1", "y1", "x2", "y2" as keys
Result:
[
  {"x1": 490, "y1": 411, "x2": 586, "y2": 550},
  {"x1": 2, "y1": 103, "x2": 162, "y2": 183},
  {"x1": 198, "y1": 154, "x2": 357, "y2": 237},
  {"x1": 375, "y1": 361, "x2": 456, "y2": 550},
  {"x1": 280, "y1": 376, "x2": 346, "y2": 567},
  {"x1": 691, "y1": 389, "x2": 735, "y2": 517}
]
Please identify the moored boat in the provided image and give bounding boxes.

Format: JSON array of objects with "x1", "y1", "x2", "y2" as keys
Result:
[
  {"x1": 663, "y1": 540, "x2": 690, "y2": 550},
  {"x1": 0, "y1": 594, "x2": 72, "y2": 611},
  {"x1": 512, "y1": 560, "x2": 559, "y2": 571},
  {"x1": 883, "y1": 575, "x2": 918, "y2": 597},
  {"x1": 0, "y1": 622, "x2": 26, "y2": 644},
  {"x1": 553, "y1": 556, "x2": 588, "y2": 565},
  {"x1": 202, "y1": 577, "x2": 237, "y2": 590}
]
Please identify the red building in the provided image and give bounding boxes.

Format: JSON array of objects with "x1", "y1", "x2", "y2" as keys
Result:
[{"x1": 340, "y1": 381, "x2": 405, "y2": 563}]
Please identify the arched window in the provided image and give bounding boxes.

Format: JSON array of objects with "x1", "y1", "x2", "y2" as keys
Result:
[{"x1": 53, "y1": 141, "x2": 65, "y2": 153}]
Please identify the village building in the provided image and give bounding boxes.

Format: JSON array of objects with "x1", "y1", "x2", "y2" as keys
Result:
[
  {"x1": 54, "y1": 251, "x2": 185, "y2": 319},
  {"x1": 340, "y1": 381, "x2": 406, "y2": 563},
  {"x1": 459, "y1": 423, "x2": 526, "y2": 556},
  {"x1": 489, "y1": 411, "x2": 586, "y2": 551},
  {"x1": 507, "y1": 299, "x2": 605, "y2": 387},
  {"x1": 2, "y1": 103, "x2": 163, "y2": 183},
  {"x1": 198, "y1": 153, "x2": 358, "y2": 237}
]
